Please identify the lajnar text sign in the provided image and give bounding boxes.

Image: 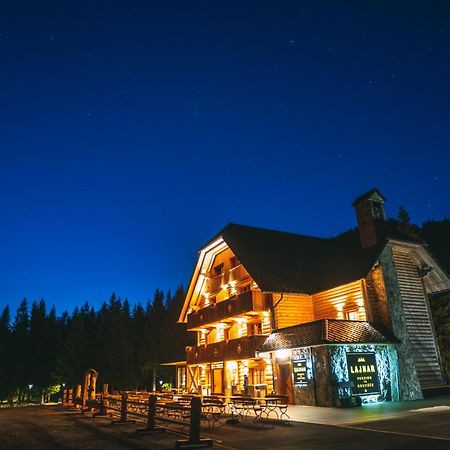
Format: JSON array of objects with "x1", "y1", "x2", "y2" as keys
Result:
[
  {"x1": 346, "y1": 352, "x2": 380, "y2": 395},
  {"x1": 292, "y1": 359, "x2": 308, "y2": 386}
]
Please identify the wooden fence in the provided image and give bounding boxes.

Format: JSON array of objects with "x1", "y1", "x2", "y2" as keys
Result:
[{"x1": 63, "y1": 388, "x2": 214, "y2": 447}]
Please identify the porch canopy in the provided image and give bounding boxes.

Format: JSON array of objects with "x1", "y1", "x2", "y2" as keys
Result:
[{"x1": 259, "y1": 319, "x2": 397, "y2": 352}]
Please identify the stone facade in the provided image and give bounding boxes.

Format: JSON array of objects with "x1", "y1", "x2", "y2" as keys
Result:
[{"x1": 378, "y1": 245, "x2": 423, "y2": 400}]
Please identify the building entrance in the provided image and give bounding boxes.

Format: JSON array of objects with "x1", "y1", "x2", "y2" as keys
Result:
[{"x1": 212, "y1": 368, "x2": 223, "y2": 394}]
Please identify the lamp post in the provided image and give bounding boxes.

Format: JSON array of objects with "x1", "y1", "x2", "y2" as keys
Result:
[
  {"x1": 28, "y1": 384, "x2": 33, "y2": 403},
  {"x1": 60, "y1": 383, "x2": 66, "y2": 404}
]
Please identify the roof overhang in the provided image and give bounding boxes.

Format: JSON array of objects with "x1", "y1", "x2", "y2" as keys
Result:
[
  {"x1": 160, "y1": 361, "x2": 187, "y2": 366},
  {"x1": 178, "y1": 237, "x2": 228, "y2": 323}
]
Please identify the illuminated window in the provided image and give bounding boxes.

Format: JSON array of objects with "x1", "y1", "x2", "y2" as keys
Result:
[
  {"x1": 240, "y1": 284, "x2": 251, "y2": 294},
  {"x1": 247, "y1": 321, "x2": 262, "y2": 336},
  {"x1": 345, "y1": 310, "x2": 358, "y2": 320}
]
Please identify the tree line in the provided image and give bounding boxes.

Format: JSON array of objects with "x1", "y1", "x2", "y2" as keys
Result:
[{"x1": 0, "y1": 287, "x2": 194, "y2": 402}]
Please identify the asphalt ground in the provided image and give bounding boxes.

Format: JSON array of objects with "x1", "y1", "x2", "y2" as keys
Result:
[{"x1": 0, "y1": 405, "x2": 449, "y2": 450}]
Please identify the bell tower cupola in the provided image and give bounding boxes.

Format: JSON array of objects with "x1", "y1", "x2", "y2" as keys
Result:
[{"x1": 352, "y1": 188, "x2": 386, "y2": 248}]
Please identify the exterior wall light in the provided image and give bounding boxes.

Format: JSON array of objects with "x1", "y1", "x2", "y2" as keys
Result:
[{"x1": 275, "y1": 349, "x2": 291, "y2": 360}]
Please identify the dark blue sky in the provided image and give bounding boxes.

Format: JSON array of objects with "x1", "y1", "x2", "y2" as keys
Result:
[{"x1": 1, "y1": 1, "x2": 449, "y2": 314}]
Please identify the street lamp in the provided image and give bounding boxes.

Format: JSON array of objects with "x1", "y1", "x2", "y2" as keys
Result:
[{"x1": 28, "y1": 384, "x2": 33, "y2": 403}]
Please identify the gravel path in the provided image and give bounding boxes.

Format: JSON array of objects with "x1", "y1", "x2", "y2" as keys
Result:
[
  {"x1": 1, "y1": 404, "x2": 450, "y2": 450},
  {"x1": 0, "y1": 405, "x2": 169, "y2": 449}
]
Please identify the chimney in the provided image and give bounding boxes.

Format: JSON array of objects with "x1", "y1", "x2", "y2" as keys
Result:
[{"x1": 352, "y1": 188, "x2": 386, "y2": 248}]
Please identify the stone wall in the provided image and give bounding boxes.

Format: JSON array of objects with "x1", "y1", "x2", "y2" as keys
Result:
[
  {"x1": 328, "y1": 343, "x2": 399, "y2": 404},
  {"x1": 291, "y1": 346, "x2": 333, "y2": 407}
]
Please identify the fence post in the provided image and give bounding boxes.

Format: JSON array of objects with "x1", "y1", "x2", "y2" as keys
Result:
[
  {"x1": 93, "y1": 394, "x2": 108, "y2": 417},
  {"x1": 136, "y1": 394, "x2": 165, "y2": 434},
  {"x1": 74, "y1": 385, "x2": 82, "y2": 409},
  {"x1": 176, "y1": 396, "x2": 212, "y2": 448},
  {"x1": 111, "y1": 392, "x2": 135, "y2": 425},
  {"x1": 120, "y1": 392, "x2": 127, "y2": 422}
]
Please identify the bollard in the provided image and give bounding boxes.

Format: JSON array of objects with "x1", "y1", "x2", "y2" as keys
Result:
[
  {"x1": 136, "y1": 394, "x2": 165, "y2": 434},
  {"x1": 111, "y1": 392, "x2": 135, "y2": 425},
  {"x1": 176, "y1": 396, "x2": 212, "y2": 448}
]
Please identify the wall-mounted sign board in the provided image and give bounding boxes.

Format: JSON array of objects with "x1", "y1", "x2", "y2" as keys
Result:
[
  {"x1": 292, "y1": 358, "x2": 308, "y2": 386},
  {"x1": 346, "y1": 352, "x2": 380, "y2": 395}
]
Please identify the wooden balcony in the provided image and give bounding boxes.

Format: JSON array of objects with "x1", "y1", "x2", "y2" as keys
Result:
[
  {"x1": 187, "y1": 290, "x2": 270, "y2": 330},
  {"x1": 186, "y1": 334, "x2": 268, "y2": 364}
]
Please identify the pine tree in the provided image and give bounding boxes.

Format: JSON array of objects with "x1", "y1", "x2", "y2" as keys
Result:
[
  {"x1": 397, "y1": 206, "x2": 421, "y2": 239},
  {"x1": 11, "y1": 299, "x2": 30, "y2": 401},
  {"x1": 0, "y1": 306, "x2": 11, "y2": 398}
]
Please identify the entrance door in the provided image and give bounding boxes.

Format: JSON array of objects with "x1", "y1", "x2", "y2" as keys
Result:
[
  {"x1": 212, "y1": 369, "x2": 223, "y2": 394},
  {"x1": 279, "y1": 363, "x2": 294, "y2": 404}
]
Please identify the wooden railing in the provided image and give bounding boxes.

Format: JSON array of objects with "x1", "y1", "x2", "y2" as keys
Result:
[
  {"x1": 64, "y1": 390, "x2": 213, "y2": 447},
  {"x1": 187, "y1": 290, "x2": 270, "y2": 330},
  {"x1": 186, "y1": 334, "x2": 268, "y2": 364}
]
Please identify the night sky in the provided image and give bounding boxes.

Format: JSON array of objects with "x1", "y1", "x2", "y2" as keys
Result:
[{"x1": 1, "y1": 1, "x2": 449, "y2": 314}]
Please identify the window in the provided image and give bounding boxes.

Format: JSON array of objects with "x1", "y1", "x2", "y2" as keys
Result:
[
  {"x1": 229, "y1": 256, "x2": 240, "y2": 268},
  {"x1": 247, "y1": 321, "x2": 262, "y2": 336},
  {"x1": 214, "y1": 264, "x2": 224, "y2": 276},
  {"x1": 345, "y1": 310, "x2": 358, "y2": 321},
  {"x1": 240, "y1": 284, "x2": 251, "y2": 294}
]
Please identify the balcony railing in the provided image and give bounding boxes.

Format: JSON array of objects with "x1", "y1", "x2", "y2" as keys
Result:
[
  {"x1": 207, "y1": 274, "x2": 224, "y2": 293},
  {"x1": 186, "y1": 334, "x2": 268, "y2": 364},
  {"x1": 205, "y1": 265, "x2": 249, "y2": 296},
  {"x1": 228, "y1": 264, "x2": 248, "y2": 283},
  {"x1": 187, "y1": 290, "x2": 270, "y2": 330}
]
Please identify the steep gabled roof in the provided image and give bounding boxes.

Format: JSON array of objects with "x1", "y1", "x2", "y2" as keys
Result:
[
  {"x1": 179, "y1": 219, "x2": 428, "y2": 323},
  {"x1": 213, "y1": 223, "x2": 382, "y2": 294},
  {"x1": 259, "y1": 319, "x2": 397, "y2": 352}
]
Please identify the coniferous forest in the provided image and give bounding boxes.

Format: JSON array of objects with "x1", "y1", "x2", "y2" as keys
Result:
[
  {"x1": 0, "y1": 217, "x2": 449, "y2": 403},
  {"x1": 0, "y1": 287, "x2": 195, "y2": 403}
]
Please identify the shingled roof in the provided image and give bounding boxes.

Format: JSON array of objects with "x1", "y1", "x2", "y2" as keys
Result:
[
  {"x1": 206, "y1": 220, "x2": 422, "y2": 294},
  {"x1": 259, "y1": 319, "x2": 396, "y2": 352},
  {"x1": 211, "y1": 223, "x2": 382, "y2": 294}
]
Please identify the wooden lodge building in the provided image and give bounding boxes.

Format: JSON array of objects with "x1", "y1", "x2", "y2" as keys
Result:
[{"x1": 176, "y1": 189, "x2": 450, "y2": 406}]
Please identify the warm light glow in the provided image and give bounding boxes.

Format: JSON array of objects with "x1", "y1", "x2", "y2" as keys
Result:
[
  {"x1": 336, "y1": 303, "x2": 344, "y2": 320},
  {"x1": 275, "y1": 349, "x2": 291, "y2": 360},
  {"x1": 226, "y1": 361, "x2": 238, "y2": 370}
]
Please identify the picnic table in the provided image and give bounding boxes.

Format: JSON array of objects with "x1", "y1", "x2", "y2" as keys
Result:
[
  {"x1": 263, "y1": 395, "x2": 290, "y2": 421},
  {"x1": 201, "y1": 395, "x2": 226, "y2": 427},
  {"x1": 227, "y1": 395, "x2": 290, "y2": 423}
]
